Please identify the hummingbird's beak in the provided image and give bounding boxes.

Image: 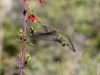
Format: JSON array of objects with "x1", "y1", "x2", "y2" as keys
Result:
[
  {"x1": 66, "y1": 44, "x2": 75, "y2": 52},
  {"x1": 38, "y1": 22, "x2": 44, "y2": 26}
]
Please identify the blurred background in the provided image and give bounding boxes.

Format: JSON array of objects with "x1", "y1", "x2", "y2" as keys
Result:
[{"x1": 0, "y1": 0, "x2": 100, "y2": 75}]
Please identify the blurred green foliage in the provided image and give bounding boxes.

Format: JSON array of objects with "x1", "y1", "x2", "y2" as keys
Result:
[
  {"x1": 4, "y1": 20, "x2": 21, "y2": 56},
  {"x1": 1, "y1": 0, "x2": 100, "y2": 75}
]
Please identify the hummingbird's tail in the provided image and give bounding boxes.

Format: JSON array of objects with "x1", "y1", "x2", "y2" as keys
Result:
[{"x1": 66, "y1": 43, "x2": 75, "y2": 52}]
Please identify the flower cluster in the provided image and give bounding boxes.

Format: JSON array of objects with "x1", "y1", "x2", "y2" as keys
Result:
[
  {"x1": 23, "y1": 0, "x2": 44, "y2": 22},
  {"x1": 28, "y1": 8, "x2": 40, "y2": 22},
  {"x1": 18, "y1": 52, "x2": 32, "y2": 65},
  {"x1": 23, "y1": 8, "x2": 40, "y2": 22}
]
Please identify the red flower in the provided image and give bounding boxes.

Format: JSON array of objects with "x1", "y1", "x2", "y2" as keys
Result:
[
  {"x1": 24, "y1": 0, "x2": 28, "y2": 2},
  {"x1": 39, "y1": 0, "x2": 44, "y2": 4},
  {"x1": 29, "y1": 15, "x2": 40, "y2": 22}
]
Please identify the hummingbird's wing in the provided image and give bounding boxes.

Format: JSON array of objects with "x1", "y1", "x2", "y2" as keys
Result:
[{"x1": 30, "y1": 32, "x2": 57, "y2": 41}]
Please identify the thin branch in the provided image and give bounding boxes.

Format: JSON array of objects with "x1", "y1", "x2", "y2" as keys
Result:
[{"x1": 20, "y1": 1, "x2": 29, "y2": 75}]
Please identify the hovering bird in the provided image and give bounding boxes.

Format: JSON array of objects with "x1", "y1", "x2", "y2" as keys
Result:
[{"x1": 30, "y1": 22, "x2": 76, "y2": 52}]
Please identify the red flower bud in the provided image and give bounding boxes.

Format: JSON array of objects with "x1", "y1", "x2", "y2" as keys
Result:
[
  {"x1": 29, "y1": 15, "x2": 40, "y2": 22},
  {"x1": 24, "y1": 0, "x2": 28, "y2": 2},
  {"x1": 39, "y1": 0, "x2": 44, "y2": 4}
]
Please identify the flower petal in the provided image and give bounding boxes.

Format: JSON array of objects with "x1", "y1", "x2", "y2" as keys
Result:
[
  {"x1": 24, "y1": 0, "x2": 28, "y2": 3},
  {"x1": 29, "y1": 15, "x2": 40, "y2": 22},
  {"x1": 39, "y1": 0, "x2": 44, "y2": 4}
]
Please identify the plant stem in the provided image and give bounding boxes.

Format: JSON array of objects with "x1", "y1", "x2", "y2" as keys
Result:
[{"x1": 20, "y1": 1, "x2": 29, "y2": 75}]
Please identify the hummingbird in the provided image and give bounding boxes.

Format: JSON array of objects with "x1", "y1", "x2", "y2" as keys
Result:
[{"x1": 30, "y1": 22, "x2": 76, "y2": 52}]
